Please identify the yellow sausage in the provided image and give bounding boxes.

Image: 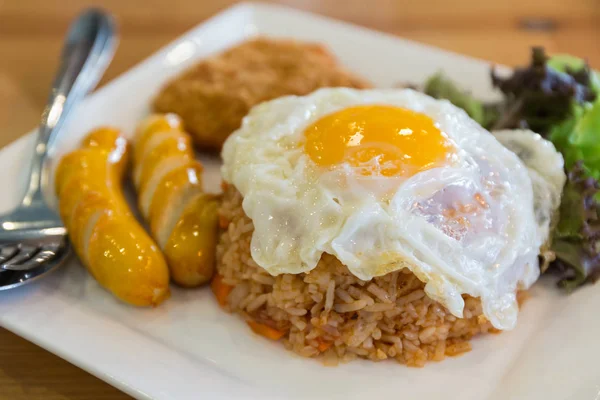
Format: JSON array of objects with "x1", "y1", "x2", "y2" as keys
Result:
[
  {"x1": 133, "y1": 114, "x2": 219, "y2": 287},
  {"x1": 55, "y1": 127, "x2": 170, "y2": 306}
]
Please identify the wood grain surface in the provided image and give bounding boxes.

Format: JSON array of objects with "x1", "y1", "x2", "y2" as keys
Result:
[{"x1": 0, "y1": 0, "x2": 598, "y2": 399}]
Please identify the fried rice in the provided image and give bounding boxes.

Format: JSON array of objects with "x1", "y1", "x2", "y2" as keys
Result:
[{"x1": 215, "y1": 184, "x2": 523, "y2": 367}]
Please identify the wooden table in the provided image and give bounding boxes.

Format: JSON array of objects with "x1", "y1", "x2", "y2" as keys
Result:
[{"x1": 0, "y1": 0, "x2": 598, "y2": 398}]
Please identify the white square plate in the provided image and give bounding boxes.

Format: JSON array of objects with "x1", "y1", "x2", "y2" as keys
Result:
[{"x1": 1, "y1": 3, "x2": 599, "y2": 400}]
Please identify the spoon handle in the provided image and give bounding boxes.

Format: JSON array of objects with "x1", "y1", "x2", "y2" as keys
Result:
[{"x1": 22, "y1": 9, "x2": 117, "y2": 206}]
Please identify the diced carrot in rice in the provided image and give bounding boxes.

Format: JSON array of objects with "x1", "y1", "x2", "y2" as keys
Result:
[
  {"x1": 219, "y1": 215, "x2": 230, "y2": 229},
  {"x1": 317, "y1": 338, "x2": 332, "y2": 352},
  {"x1": 211, "y1": 273, "x2": 233, "y2": 307},
  {"x1": 247, "y1": 320, "x2": 287, "y2": 340}
]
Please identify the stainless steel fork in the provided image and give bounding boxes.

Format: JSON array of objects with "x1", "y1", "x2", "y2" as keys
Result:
[{"x1": 0, "y1": 9, "x2": 117, "y2": 290}]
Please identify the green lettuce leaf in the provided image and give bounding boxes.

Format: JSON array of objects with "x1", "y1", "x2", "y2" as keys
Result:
[
  {"x1": 546, "y1": 54, "x2": 600, "y2": 183},
  {"x1": 491, "y1": 48, "x2": 596, "y2": 135},
  {"x1": 423, "y1": 73, "x2": 486, "y2": 125},
  {"x1": 551, "y1": 162, "x2": 600, "y2": 290},
  {"x1": 548, "y1": 54, "x2": 600, "y2": 95},
  {"x1": 550, "y1": 95, "x2": 600, "y2": 181}
]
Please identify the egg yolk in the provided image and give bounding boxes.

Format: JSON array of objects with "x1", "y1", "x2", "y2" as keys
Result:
[{"x1": 304, "y1": 105, "x2": 454, "y2": 177}]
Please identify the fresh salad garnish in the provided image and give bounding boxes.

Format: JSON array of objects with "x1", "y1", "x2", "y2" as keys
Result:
[{"x1": 551, "y1": 162, "x2": 600, "y2": 289}]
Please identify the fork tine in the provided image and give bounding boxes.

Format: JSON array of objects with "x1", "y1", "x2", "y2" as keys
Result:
[
  {"x1": 1, "y1": 241, "x2": 65, "y2": 272},
  {"x1": 0, "y1": 245, "x2": 19, "y2": 263},
  {"x1": 31, "y1": 248, "x2": 58, "y2": 263},
  {"x1": 2, "y1": 245, "x2": 39, "y2": 267},
  {"x1": 4, "y1": 249, "x2": 59, "y2": 272}
]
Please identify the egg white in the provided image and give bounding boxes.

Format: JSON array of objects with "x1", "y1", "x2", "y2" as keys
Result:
[
  {"x1": 493, "y1": 129, "x2": 565, "y2": 246},
  {"x1": 222, "y1": 88, "x2": 562, "y2": 330}
]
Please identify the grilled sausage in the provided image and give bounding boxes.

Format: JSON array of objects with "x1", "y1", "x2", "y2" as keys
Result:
[
  {"x1": 55, "y1": 127, "x2": 170, "y2": 306},
  {"x1": 132, "y1": 114, "x2": 219, "y2": 287}
]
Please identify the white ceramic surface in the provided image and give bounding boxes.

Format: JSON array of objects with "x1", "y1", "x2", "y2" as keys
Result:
[{"x1": 1, "y1": 4, "x2": 598, "y2": 400}]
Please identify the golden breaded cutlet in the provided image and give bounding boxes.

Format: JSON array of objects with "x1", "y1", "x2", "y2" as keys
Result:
[{"x1": 153, "y1": 38, "x2": 371, "y2": 151}]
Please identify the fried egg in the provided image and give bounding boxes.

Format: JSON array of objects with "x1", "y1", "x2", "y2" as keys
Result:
[{"x1": 221, "y1": 88, "x2": 564, "y2": 330}]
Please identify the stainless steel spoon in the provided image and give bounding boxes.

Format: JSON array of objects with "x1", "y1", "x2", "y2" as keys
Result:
[{"x1": 0, "y1": 9, "x2": 117, "y2": 290}]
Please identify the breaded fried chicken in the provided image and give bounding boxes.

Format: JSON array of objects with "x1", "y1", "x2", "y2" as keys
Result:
[{"x1": 153, "y1": 38, "x2": 371, "y2": 151}]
